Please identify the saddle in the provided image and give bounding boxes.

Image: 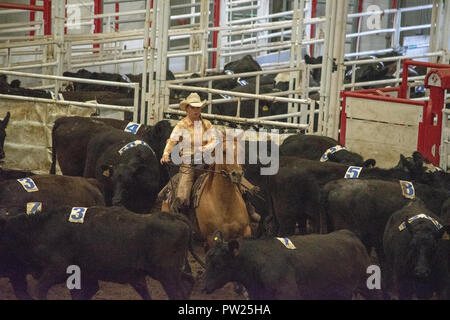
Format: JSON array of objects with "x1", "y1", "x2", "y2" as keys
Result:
[{"x1": 158, "y1": 164, "x2": 210, "y2": 211}]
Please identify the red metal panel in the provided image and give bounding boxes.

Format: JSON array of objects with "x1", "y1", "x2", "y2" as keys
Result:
[
  {"x1": 400, "y1": 59, "x2": 450, "y2": 98},
  {"x1": 43, "y1": 0, "x2": 51, "y2": 35},
  {"x1": 93, "y1": 0, "x2": 103, "y2": 51},
  {"x1": 341, "y1": 61, "x2": 450, "y2": 166},
  {"x1": 115, "y1": 2, "x2": 119, "y2": 32},
  {"x1": 30, "y1": 0, "x2": 36, "y2": 36}
]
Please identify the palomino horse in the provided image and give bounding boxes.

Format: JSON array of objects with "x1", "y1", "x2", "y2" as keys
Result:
[
  {"x1": 196, "y1": 133, "x2": 252, "y2": 250},
  {"x1": 162, "y1": 131, "x2": 252, "y2": 250}
]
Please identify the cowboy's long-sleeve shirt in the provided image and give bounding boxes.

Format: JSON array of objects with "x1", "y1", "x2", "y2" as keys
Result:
[{"x1": 163, "y1": 116, "x2": 217, "y2": 157}]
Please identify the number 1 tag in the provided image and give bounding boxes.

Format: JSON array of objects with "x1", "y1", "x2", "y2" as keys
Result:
[
  {"x1": 17, "y1": 178, "x2": 39, "y2": 192},
  {"x1": 399, "y1": 180, "x2": 415, "y2": 199},
  {"x1": 124, "y1": 122, "x2": 142, "y2": 135},
  {"x1": 344, "y1": 166, "x2": 362, "y2": 179},
  {"x1": 69, "y1": 207, "x2": 88, "y2": 223}
]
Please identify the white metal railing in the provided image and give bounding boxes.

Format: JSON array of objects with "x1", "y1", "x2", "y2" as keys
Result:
[{"x1": 0, "y1": 69, "x2": 140, "y2": 121}]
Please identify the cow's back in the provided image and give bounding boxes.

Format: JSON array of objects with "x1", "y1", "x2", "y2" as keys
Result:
[
  {"x1": 0, "y1": 174, "x2": 105, "y2": 210},
  {"x1": 51, "y1": 116, "x2": 110, "y2": 176},
  {"x1": 289, "y1": 230, "x2": 370, "y2": 299}
]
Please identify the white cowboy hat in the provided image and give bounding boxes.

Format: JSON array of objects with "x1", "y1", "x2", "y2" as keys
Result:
[{"x1": 179, "y1": 92, "x2": 207, "y2": 111}]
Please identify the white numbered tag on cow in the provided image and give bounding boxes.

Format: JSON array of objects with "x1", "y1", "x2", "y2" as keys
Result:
[
  {"x1": 124, "y1": 122, "x2": 142, "y2": 135},
  {"x1": 399, "y1": 180, "x2": 415, "y2": 199},
  {"x1": 344, "y1": 166, "x2": 362, "y2": 179},
  {"x1": 237, "y1": 78, "x2": 248, "y2": 86},
  {"x1": 17, "y1": 178, "x2": 39, "y2": 192},
  {"x1": 276, "y1": 237, "x2": 296, "y2": 250},
  {"x1": 68, "y1": 207, "x2": 88, "y2": 224},
  {"x1": 26, "y1": 202, "x2": 42, "y2": 215}
]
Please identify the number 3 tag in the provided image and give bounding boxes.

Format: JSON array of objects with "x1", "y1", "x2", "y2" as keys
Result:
[
  {"x1": 344, "y1": 166, "x2": 362, "y2": 179},
  {"x1": 69, "y1": 207, "x2": 88, "y2": 223},
  {"x1": 399, "y1": 180, "x2": 415, "y2": 199},
  {"x1": 17, "y1": 178, "x2": 39, "y2": 192}
]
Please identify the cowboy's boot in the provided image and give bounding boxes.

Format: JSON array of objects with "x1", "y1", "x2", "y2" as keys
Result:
[{"x1": 246, "y1": 202, "x2": 261, "y2": 223}]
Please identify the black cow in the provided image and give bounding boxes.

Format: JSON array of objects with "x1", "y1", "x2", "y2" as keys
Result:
[
  {"x1": 0, "y1": 77, "x2": 52, "y2": 99},
  {"x1": 223, "y1": 54, "x2": 262, "y2": 74},
  {"x1": 62, "y1": 69, "x2": 132, "y2": 95},
  {"x1": 0, "y1": 174, "x2": 105, "y2": 300},
  {"x1": 383, "y1": 200, "x2": 449, "y2": 299},
  {"x1": 0, "y1": 208, "x2": 195, "y2": 300},
  {"x1": 201, "y1": 230, "x2": 376, "y2": 300},
  {"x1": 0, "y1": 174, "x2": 105, "y2": 210},
  {"x1": 51, "y1": 117, "x2": 171, "y2": 188},
  {"x1": 211, "y1": 82, "x2": 277, "y2": 118},
  {"x1": 51, "y1": 116, "x2": 111, "y2": 176},
  {"x1": 0, "y1": 112, "x2": 10, "y2": 160},
  {"x1": 322, "y1": 178, "x2": 450, "y2": 292},
  {"x1": 93, "y1": 118, "x2": 172, "y2": 161},
  {"x1": 280, "y1": 134, "x2": 376, "y2": 167},
  {"x1": 0, "y1": 167, "x2": 34, "y2": 181},
  {"x1": 83, "y1": 127, "x2": 160, "y2": 213},
  {"x1": 247, "y1": 155, "x2": 445, "y2": 237}
]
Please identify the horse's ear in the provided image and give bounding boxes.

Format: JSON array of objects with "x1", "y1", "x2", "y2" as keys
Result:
[
  {"x1": 213, "y1": 230, "x2": 224, "y2": 244},
  {"x1": 228, "y1": 240, "x2": 240, "y2": 257}
]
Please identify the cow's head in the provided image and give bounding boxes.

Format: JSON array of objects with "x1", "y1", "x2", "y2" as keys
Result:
[
  {"x1": 305, "y1": 54, "x2": 323, "y2": 85},
  {"x1": 0, "y1": 112, "x2": 11, "y2": 160},
  {"x1": 404, "y1": 217, "x2": 446, "y2": 279},
  {"x1": 144, "y1": 120, "x2": 172, "y2": 159},
  {"x1": 102, "y1": 149, "x2": 160, "y2": 209},
  {"x1": 201, "y1": 231, "x2": 240, "y2": 294},
  {"x1": 327, "y1": 150, "x2": 376, "y2": 168}
]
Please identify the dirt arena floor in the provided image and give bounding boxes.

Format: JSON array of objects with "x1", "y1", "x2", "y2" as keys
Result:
[{"x1": 0, "y1": 242, "x2": 244, "y2": 300}]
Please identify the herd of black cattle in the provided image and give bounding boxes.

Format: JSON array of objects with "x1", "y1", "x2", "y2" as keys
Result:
[{"x1": 0, "y1": 52, "x2": 445, "y2": 300}]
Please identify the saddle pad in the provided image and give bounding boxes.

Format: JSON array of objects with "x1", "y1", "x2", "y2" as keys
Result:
[{"x1": 158, "y1": 171, "x2": 208, "y2": 209}]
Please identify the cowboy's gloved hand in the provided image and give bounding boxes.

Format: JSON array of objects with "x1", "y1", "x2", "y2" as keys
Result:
[{"x1": 160, "y1": 153, "x2": 170, "y2": 164}]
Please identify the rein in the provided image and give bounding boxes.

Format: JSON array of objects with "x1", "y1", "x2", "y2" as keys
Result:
[{"x1": 164, "y1": 162, "x2": 232, "y2": 177}]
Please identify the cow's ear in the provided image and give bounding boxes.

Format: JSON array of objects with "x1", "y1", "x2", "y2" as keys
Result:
[
  {"x1": 1, "y1": 112, "x2": 10, "y2": 128},
  {"x1": 304, "y1": 55, "x2": 311, "y2": 64},
  {"x1": 101, "y1": 165, "x2": 113, "y2": 177},
  {"x1": 441, "y1": 226, "x2": 450, "y2": 240},
  {"x1": 412, "y1": 152, "x2": 424, "y2": 168},
  {"x1": 327, "y1": 153, "x2": 338, "y2": 162},
  {"x1": 228, "y1": 240, "x2": 240, "y2": 257},
  {"x1": 363, "y1": 159, "x2": 376, "y2": 168}
]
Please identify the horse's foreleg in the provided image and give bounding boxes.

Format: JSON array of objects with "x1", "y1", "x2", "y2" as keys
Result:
[{"x1": 243, "y1": 225, "x2": 252, "y2": 238}]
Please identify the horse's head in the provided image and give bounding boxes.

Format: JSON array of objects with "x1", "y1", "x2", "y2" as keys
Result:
[{"x1": 217, "y1": 129, "x2": 244, "y2": 186}]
